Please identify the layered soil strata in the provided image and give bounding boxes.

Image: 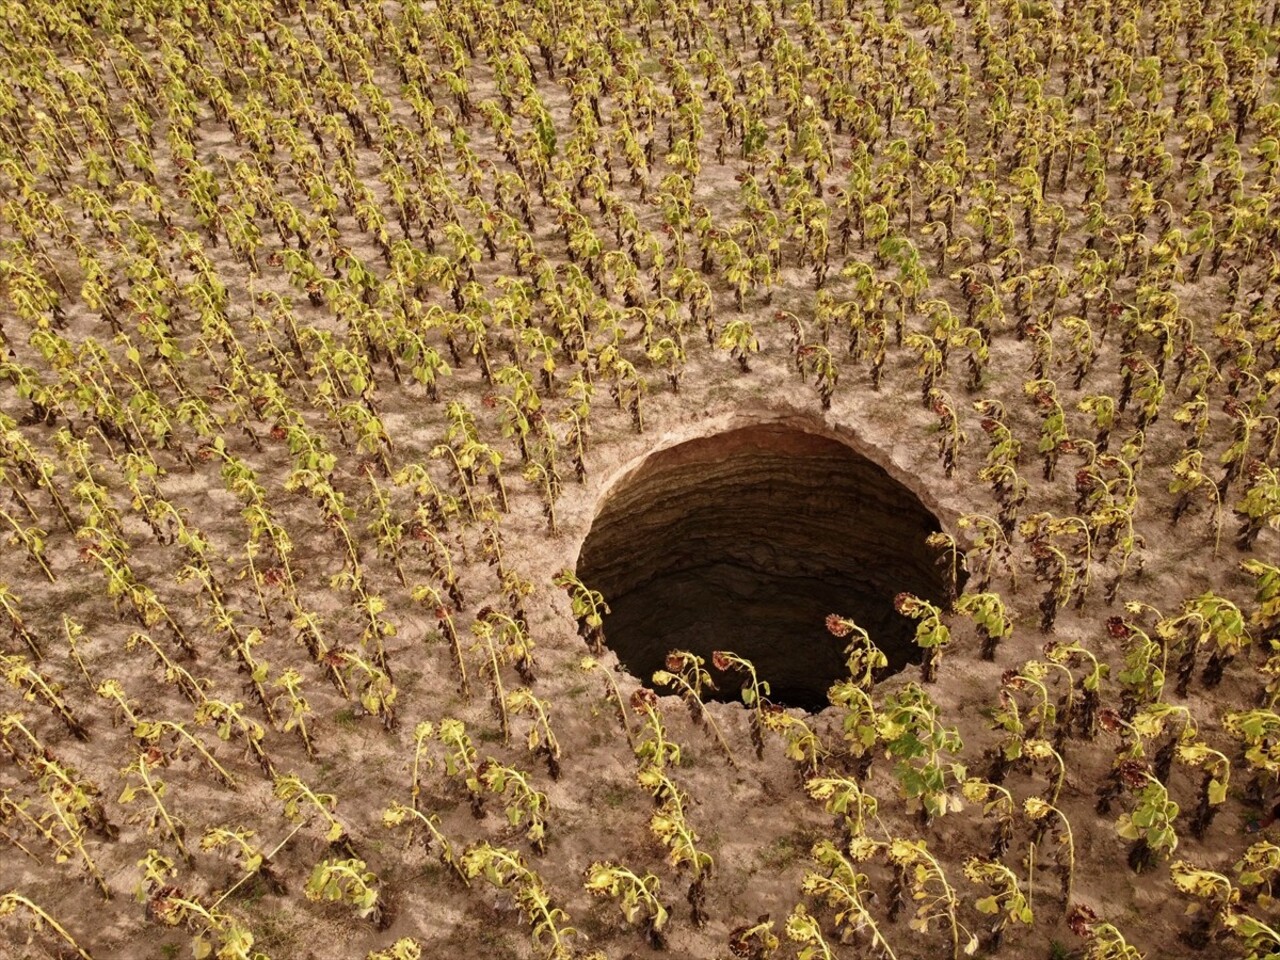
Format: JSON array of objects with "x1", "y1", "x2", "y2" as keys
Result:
[{"x1": 577, "y1": 424, "x2": 955, "y2": 709}]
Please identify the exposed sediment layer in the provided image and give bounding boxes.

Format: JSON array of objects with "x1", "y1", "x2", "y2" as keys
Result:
[{"x1": 577, "y1": 424, "x2": 953, "y2": 710}]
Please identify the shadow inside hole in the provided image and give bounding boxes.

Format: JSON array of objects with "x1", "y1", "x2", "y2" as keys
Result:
[{"x1": 576, "y1": 425, "x2": 957, "y2": 712}]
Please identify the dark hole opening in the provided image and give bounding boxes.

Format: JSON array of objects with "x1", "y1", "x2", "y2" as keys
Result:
[{"x1": 576, "y1": 425, "x2": 957, "y2": 712}]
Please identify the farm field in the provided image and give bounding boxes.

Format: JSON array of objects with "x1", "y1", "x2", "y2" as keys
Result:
[{"x1": 2, "y1": 0, "x2": 1280, "y2": 958}]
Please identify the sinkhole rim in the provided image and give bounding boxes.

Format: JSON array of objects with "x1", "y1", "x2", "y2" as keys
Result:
[{"x1": 572, "y1": 417, "x2": 959, "y2": 714}]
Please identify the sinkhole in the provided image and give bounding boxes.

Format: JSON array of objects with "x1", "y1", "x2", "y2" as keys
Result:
[{"x1": 576, "y1": 424, "x2": 956, "y2": 712}]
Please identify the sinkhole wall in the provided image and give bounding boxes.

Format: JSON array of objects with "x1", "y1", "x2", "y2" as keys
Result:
[{"x1": 576, "y1": 424, "x2": 954, "y2": 711}]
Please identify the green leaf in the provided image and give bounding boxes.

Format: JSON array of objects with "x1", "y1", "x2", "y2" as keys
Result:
[{"x1": 1208, "y1": 779, "x2": 1228, "y2": 805}]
